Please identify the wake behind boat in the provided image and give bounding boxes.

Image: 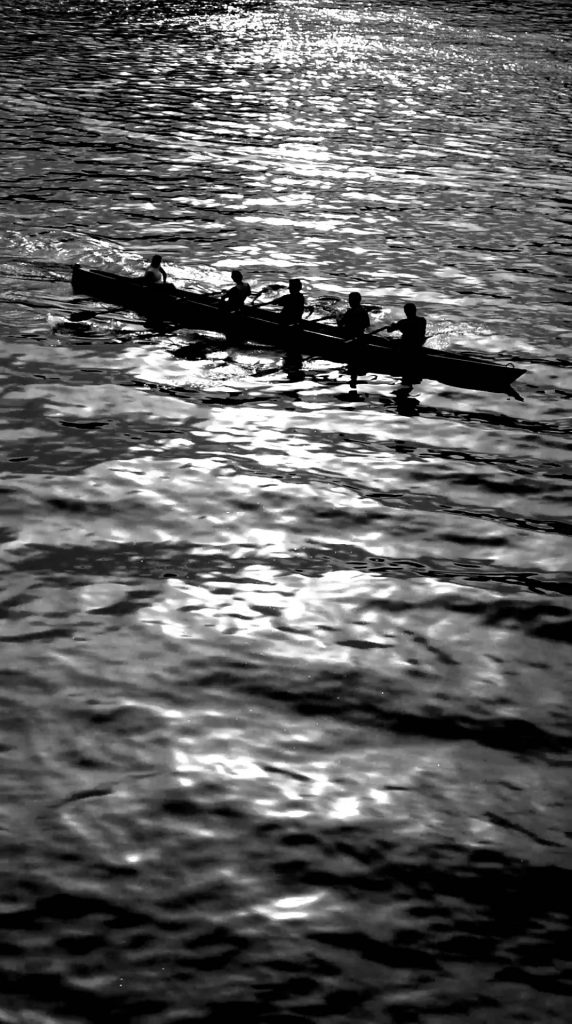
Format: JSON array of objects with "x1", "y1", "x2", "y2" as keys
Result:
[{"x1": 70, "y1": 265, "x2": 526, "y2": 396}]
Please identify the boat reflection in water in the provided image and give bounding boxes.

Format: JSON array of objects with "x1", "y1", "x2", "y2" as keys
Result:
[
  {"x1": 337, "y1": 368, "x2": 523, "y2": 416},
  {"x1": 394, "y1": 385, "x2": 421, "y2": 416},
  {"x1": 270, "y1": 312, "x2": 526, "y2": 413}
]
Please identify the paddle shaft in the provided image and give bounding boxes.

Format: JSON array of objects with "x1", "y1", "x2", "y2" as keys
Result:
[
  {"x1": 368, "y1": 325, "x2": 393, "y2": 337},
  {"x1": 249, "y1": 284, "x2": 285, "y2": 304}
]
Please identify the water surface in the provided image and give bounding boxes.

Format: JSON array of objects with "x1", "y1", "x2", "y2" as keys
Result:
[{"x1": 1, "y1": 1, "x2": 572, "y2": 1022}]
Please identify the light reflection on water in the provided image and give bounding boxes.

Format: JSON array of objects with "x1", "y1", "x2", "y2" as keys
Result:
[{"x1": 1, "y1": 0, "x2": 572, "y2": 1021}]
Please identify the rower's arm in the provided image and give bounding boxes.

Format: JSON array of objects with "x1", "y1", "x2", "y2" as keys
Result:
[{"x1": 368, "y1": 322, "x2": 397, "y2": 334}]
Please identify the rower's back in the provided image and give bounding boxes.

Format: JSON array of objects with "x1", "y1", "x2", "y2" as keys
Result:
[
  {"x1": 397, "y1": 302, "x2": 426, "y2": 346},
  {"x1": 143, "y1": 254, "x2": 167, "y2": 285},
  {"x1": 278, "y1": 279, "x2": 305, "y2": 324},
  {"x1": 338, "y1": 291, "x2": 370, "y2": 339},
  {"x1": 224, "y1": 270, "x2": 251, "y2": 312}
]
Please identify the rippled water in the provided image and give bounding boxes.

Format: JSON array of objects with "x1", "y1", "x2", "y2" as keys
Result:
[{"x1": 1, "y1": 1, "x2": 572, "y2": 1022}]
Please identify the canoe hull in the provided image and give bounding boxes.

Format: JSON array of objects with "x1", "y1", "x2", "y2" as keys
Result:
[{"x1": 71, "y1": 265, "x2": 525, "y2": 393}]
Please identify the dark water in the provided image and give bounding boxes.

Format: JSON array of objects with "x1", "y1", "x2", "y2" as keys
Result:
[{"x1": 1, "y1": 1, "x2": 572, "y2": 1022}]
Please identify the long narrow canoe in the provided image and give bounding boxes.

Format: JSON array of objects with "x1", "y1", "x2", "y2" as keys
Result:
[{"x1": 71, "y1": 265, "x2": 525, "y2": 394}]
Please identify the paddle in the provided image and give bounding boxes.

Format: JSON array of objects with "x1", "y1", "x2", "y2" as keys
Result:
[
  {"x1": 305, "y1": 306, "x2": 346, "y2": 324},
  {"x1": 251, "y1": 287, "x2": 290, "y2": 308},
  {"x1": 366, "y1": 328, "x2": 436, "y2": 357},
  {"x1": 248, "y1": 283, "x2": 285, "y2": 305},
  {"x1": 367, "y1": 324, "x2": 393, "y2": 337}
]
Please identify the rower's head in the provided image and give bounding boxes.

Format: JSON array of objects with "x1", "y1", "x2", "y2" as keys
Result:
[
  {"x1": 348, "y1": 291, "x2": 362, "y2": 308},
  {"x1": 288, "y1": 278, "x2": 302, "y2": 293},
  {"x1": 231, "y1": 270, "x2": 243, "y2": 283},
  {"x1": 150, "y1": 254, "x2": 162, "y2": 268},
  {"x1": 404, "y1": 302, "x2": 416, "y2": 318}
]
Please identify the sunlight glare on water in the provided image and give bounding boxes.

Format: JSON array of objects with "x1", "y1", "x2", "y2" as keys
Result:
[{"x1": 1, "y1": 0, "x2": 572, "y2": 1022}]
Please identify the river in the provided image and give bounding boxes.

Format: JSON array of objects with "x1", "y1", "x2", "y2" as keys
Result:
[{"x1": 1, "y1": 1, "x2": 571, "y2": 1022}]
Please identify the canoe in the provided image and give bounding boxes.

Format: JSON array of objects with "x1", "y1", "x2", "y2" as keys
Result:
[{"x1": 71, "y1": 265, "x2": 525, "y2": 394}]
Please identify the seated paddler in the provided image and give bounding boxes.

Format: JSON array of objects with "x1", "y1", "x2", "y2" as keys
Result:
[
  {"x1": 337, "y1": 291, "x2": 370, "y2": 389},
  {"x1": 142, "y1": 254, "x2": 168, "y2": 285},
  {"x1": 264, "y1": 278, "x2": 307, "y2": 373},
  {"x1": 220, "y1": 269, "x2": 251, "y2": 312},
  {"x1": 260, "y1": 279, "x2": 308, "y2": 324},
  {"x1": 266, "y1": 278, "x2": 306, "y2": 325},
  {"x1": 337, "y1": 291, "x2": 370, "y2": 339},
  {"x1": 382, "y1": 302, "x2": 426, "y2": 348}
]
